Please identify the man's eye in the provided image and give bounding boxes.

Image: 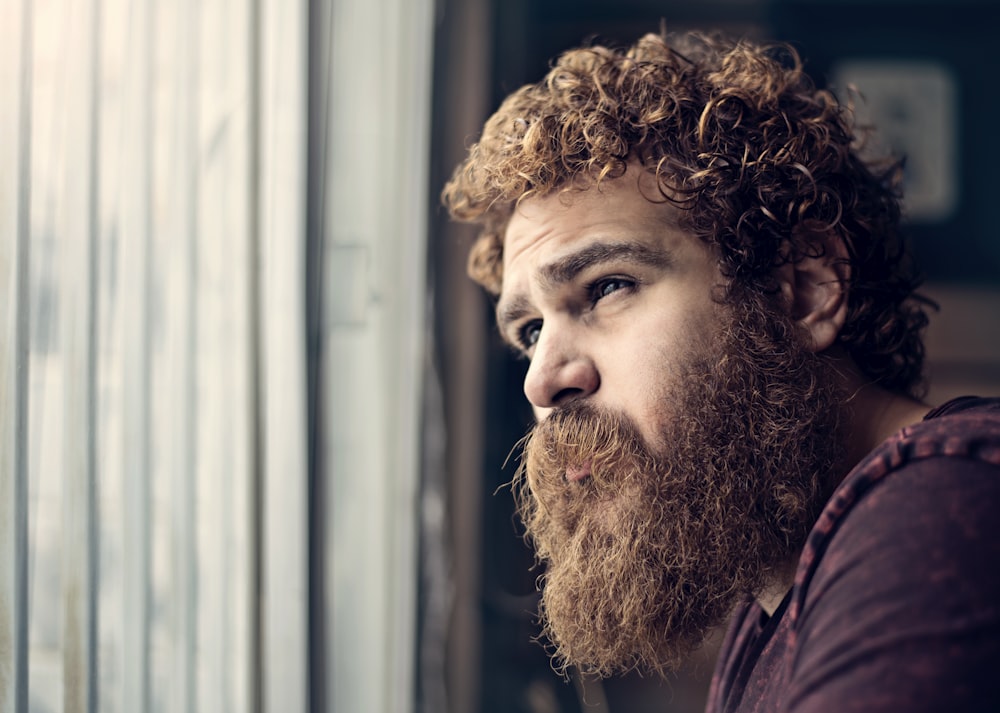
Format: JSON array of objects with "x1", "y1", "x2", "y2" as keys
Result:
[
  {"x1": 590, "y1": 277, "x2": 634, "y2": 303},
  {"x1": 519, "y1": 320, "x2": 542, "y2": 349}
]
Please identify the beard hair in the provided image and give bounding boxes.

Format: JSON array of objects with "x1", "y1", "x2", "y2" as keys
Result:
[{"x1": 515, "y1": 293, "x2": 847, "y2": 678}]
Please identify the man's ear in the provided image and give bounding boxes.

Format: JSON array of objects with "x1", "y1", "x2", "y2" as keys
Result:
[{"x1": 776, "y1": 236, "x2": 850, "y2": 353}]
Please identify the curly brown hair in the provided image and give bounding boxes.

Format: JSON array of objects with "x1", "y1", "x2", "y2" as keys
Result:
[{"x1": 442, "y1": 31, "x2": 930, "y2": 396}]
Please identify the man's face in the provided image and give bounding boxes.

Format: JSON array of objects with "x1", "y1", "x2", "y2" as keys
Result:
[
  {"x1": 498, "y1": 171, "x2": 723, "y2": 442},
  {"x1": 495, "y1": 169, "x2": 844, "y2": 677}
]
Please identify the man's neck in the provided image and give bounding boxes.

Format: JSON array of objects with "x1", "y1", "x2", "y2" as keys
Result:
[
  {"x1": 758, "y1": 558, "x2": 798, "y2": 617},
  {"x1": 841, "y1": 377, "x2": 932, "y2": 474}
]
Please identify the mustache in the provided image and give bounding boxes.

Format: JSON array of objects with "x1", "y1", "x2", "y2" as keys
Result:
[
  {"x1": 513, "y1": 401, "x2": 663, "y2": 546},
  {"x1": 519, "y1": 401, "x2": 656, "y2": 488}
]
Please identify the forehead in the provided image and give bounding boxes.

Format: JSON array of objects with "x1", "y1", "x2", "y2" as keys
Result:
[{"x1": 500, "y1": 171, "x2": 696, "y2": 293}]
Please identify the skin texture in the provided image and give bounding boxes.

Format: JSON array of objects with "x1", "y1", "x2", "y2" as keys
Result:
[{"x1": 499, "y1": 170, "x2": 723, "y2": 439}]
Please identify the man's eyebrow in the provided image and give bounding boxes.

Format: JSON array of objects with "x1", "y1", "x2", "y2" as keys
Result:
[
  {"x1": 495, "y1": 241, "x2": 674, "y2": 336},
  {"x1": 539, "y1": 241, "x2": 674, "y2": 288},
  {"x1": 495, "y1": 294, "x2": 533, "y2": 338}
]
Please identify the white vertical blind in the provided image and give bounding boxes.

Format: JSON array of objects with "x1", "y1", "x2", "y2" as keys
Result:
[
  {"x1": 4, "y1": 0, "x2": 276, "y2": 711},
  {"x1": 164, "y1": 0, "x2": 198, "y2": 697},
  {"x1": 1, "y1": 0, "x2": 432, "y2": 710},
  {"x1": 119, "y1": 1, "x2": 152, "y2": 711},
  {"x1": 195, "y1": 0, "x2": 256, "y2": 709},
  {"x1": 59, "y1": 2, "x2": 100, "y2": 713},
  {"x1": 0, "y1": 0, "x2": 32, "y2": 711},
  {"x1": 162, "y1": 0, "x2": 200, "y2": 709}
]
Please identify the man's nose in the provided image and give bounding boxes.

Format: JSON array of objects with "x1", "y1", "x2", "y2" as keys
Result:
[{"x1": 523, "y1": 327, "x2": 599, "y2": 410}]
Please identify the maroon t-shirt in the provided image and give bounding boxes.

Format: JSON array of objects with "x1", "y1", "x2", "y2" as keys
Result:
[{"x1": 707, "y1": 396, "x2": 1000, "y2": 713}]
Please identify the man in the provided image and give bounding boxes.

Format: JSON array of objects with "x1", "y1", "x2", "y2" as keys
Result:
[{"x1": 442, "y1": 30, "x2": 1000, "y2": 712}]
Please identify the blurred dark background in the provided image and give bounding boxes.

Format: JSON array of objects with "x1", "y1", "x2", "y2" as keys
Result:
[{"x1": 426, "y1": 2, "x2": 1000, "y2": 712}]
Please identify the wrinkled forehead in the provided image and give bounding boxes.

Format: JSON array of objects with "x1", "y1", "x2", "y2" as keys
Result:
[
  {"x1": 501, "y1": 169, "x2": 676, "y2": 262},
  {"x1": 471, "y1": 167, "x2": 687, "y2": 297}
]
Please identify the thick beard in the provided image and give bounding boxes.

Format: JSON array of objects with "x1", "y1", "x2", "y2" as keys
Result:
[{"x1": 516, "y1": 295, "x2": 846, "y2": 678}]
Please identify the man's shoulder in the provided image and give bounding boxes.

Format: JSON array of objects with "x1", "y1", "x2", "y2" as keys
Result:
[
  {"x1": 883, "y1": 394, "x2": 1000, "y2": 462},
  {"x1": 790, "y1": 393, "x2": 1000, "y2": 658},
  {"x1": 861, "y1": 394, "x2": 1000, "y2": 477},
  {"x1": 804, "y1": 395, "x2": 1000, "y2": 559},
  {"x1": 708, "y1": 397, "x2": 1000, "y2": 713},
  {"x1": 774, "y1": 396, "x2": 1000, "y2": 711},
  {"x1": 800, "y1": 393, "x2": 1000, "y2": 591}
]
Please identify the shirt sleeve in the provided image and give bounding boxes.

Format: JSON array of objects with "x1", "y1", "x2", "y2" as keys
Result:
[{"x1": 786, "y1": 455, "x2": 1000, "y2": 713}]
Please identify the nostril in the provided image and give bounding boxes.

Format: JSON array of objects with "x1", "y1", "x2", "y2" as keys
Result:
[{"x1": 552, "y1": 387, "x2": 585, "y2": 405}]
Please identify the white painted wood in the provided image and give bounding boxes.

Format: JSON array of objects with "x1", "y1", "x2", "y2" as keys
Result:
[
  {"x1": 258, "y1": 0, "x2": 309, "y2": 710},
  {"x1": 324, "y1": 0, "x2": 433, "y2": 711},
  {"x1": 0, "y1": 1, "x2": 32, "y2": 711}
]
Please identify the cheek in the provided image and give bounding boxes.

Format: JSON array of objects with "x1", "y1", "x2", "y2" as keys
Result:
[
  {"x1": 597, "y1": 336, "x2": 679, "y2": 440},
  {"x1": 612, "y1": 307, "x2": 718, "y2": 437}
]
